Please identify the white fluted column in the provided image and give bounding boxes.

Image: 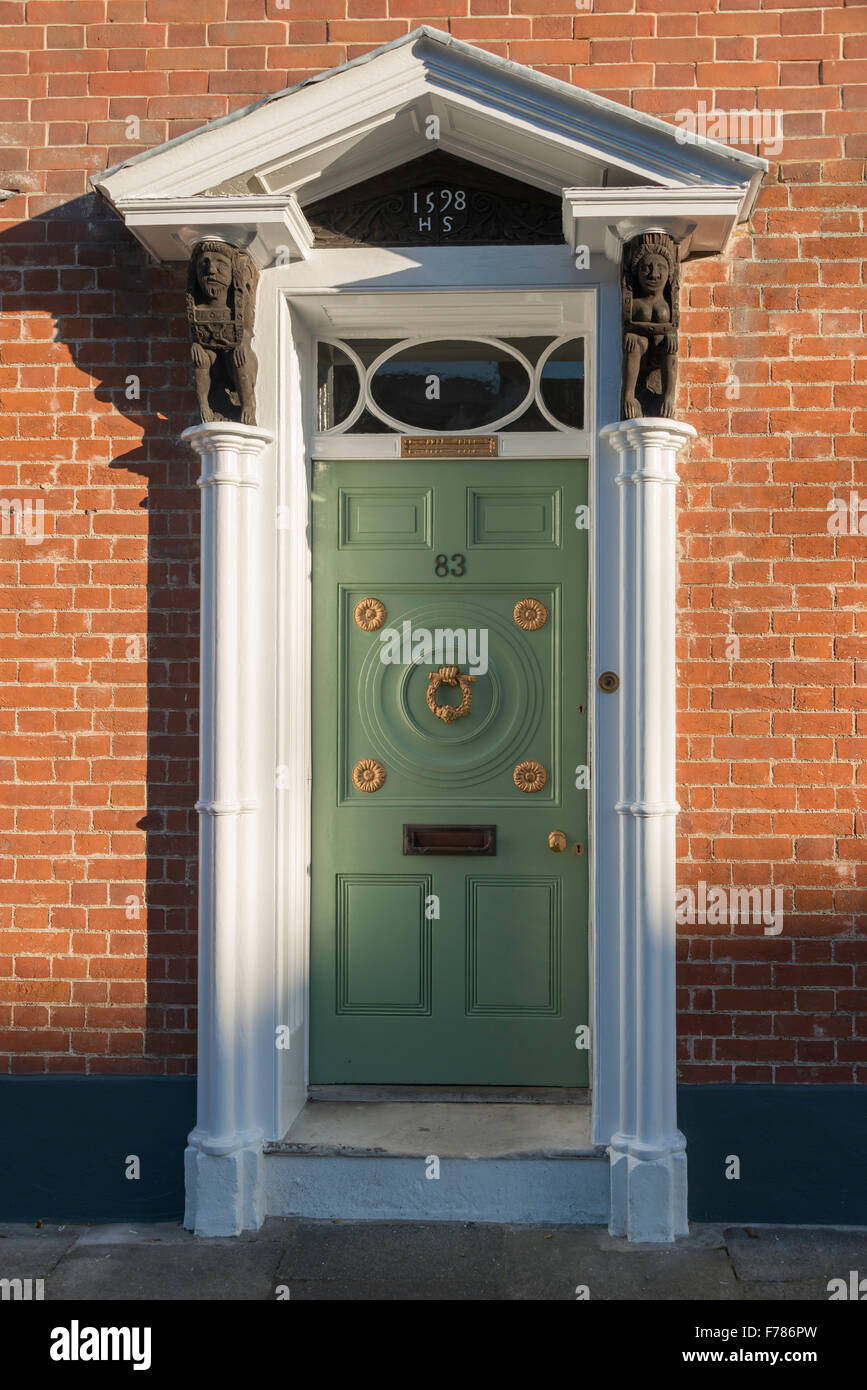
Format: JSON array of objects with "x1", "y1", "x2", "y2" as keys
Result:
[
  {"x1": 181, "y1": 421, "x2": 274, "y2": 1237},
  {"x1": 600, "y1": 417, "x2": 694, "y2": 1242}
]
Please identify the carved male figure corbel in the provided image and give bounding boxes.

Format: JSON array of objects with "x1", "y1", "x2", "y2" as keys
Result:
[
  {"x1": 620, "y1": 231, "x2": 680, "y2": 420},
  {"x1": 186, "y1": 238, "x2": 259, "y2": 425}
]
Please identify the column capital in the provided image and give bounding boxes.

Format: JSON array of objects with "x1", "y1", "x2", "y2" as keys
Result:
[
  {"x1": 601, "y1": 417, "x2": 697, "y2": 453},
  {"x1": 182, "y1": 420, "x2": 274, "y2": 457},
  {"x1": 182, "y1": 422, "x2": 275, "y2": 489}
]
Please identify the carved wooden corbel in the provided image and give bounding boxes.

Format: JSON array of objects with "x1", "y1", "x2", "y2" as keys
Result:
[
  {"x1": 186, "y1": 238, "x2": 259, "y2": 426},
  {"x1": 620, "y1": 231, "x2": 680, "y2": 420}
]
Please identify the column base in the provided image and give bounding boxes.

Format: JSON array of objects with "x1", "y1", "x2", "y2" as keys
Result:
[
  {"x1": 608, "y1": 1132, "x2": 688, "y2": 1243},
  {"x1": 184, "y1": 1135, "x2": 265, "y2": 1237}
]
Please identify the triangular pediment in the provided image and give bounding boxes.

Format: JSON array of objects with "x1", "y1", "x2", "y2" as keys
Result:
[
  {"x1": 305, "y1": 152, "x2": 563, "y2": 247},
  {"x1": 94, "y1": 28, "x2": 764, "y2": 217}
]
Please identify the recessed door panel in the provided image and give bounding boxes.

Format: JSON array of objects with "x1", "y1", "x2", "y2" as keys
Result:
[
  {"x1": 469, "y1": 487, "x2": 561, "y2": 547},
  {"x1": 311, "y1": 457, "x2": 588, "y2": 1084},
  {"x1": 339, "y1": 487, "x2": 432, "y2": 548},
  {"x1": 336, "y1": 875, "x2": 432, "y2": 1014}
]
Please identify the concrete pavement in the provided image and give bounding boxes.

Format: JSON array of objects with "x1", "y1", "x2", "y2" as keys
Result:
[{"x1": 2, "y1": 1219, "x2": 866, "y2": 1300}]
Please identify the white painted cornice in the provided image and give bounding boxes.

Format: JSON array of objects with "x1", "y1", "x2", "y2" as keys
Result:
[
  {"x1": 564, "y1": 184, "x2": 752, "y2": 260},
  {"x1": 107, "y1": 194, "x2": 312, "y2": 269},
  {"x1": 92, "y1": 27, "x2": 765, "y2": 240}
]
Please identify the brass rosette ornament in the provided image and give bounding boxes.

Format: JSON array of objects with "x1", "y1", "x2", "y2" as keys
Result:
[
  {"x1": 352, "y1": 758, "x2": 386, "y2": 793},
  {"x1": 513, "y1": 598, "x2": 548, "y2": 631},
  {"x1": 354, "y1": 597, "x2": 386, "y2": 632},
  {"x1": 513, "y1": 760, "x2": 548, "y2": 793},
  {"x1": 426, "y1": 665, "x2": 476, "y2": 724}
]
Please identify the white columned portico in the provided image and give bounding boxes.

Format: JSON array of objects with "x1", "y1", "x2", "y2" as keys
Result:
[
  {"x1": 92, "y1": 23, "x2": 765, "y2": 1242},
  {"x1": 182, "y1": 421, "x2": 274, "y2": 1238},
  {"x1": 601, "y1": 417, "x2": 695, "y2": 1242}
]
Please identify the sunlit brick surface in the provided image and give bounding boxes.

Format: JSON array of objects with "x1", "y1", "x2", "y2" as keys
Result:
[{"x1": 0, "y1": 0, "x2": 864, "y2": 1079}]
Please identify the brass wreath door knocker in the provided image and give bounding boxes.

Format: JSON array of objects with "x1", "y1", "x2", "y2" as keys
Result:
[{"x1": 426, "y1": 665, "x2": 476, "y2": 724}]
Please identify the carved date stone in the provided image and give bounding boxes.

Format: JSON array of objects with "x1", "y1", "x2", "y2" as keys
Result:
[
  {"x1": 186, "y1": 238, "x2": 259, "y2": 426},
  {"x1": 621, "y1": 231, "x2": 680, "y2": 421}
]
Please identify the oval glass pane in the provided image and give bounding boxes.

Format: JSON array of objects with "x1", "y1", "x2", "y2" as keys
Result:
[
  {"x1": 538, "y1": 338, "x2": 585, "y2": 430},
  {"x1": 369, "y1": 339, "x2": 531, "y2": 432},
  {"x1": 317, "y1": 341, "x2": 360, "y2": 431}
]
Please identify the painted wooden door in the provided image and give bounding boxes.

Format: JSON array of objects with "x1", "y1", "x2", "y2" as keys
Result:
[{"x1": 310, "y1": 458, "x2": 588, "y2": 1084}]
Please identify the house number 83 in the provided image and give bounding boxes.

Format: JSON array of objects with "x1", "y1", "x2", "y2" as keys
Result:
[{"x1": 435, "y1": 554, "x2": 466, "y2": 577}]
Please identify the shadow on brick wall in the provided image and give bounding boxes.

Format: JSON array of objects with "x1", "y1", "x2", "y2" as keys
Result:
[{"x1": 1, "y1": 191, "x2": 201, "y2": 1078}]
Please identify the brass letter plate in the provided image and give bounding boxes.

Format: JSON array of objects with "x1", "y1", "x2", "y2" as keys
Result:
[
  {"x1": 401, "y1": 436, "x2": 498, "y2": 458},
  {"x1": 403, "y1": 824, "x2": 497, "y2": 856}
]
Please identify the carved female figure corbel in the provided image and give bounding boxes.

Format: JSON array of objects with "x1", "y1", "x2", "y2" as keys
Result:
[
  {"x1": 621, "y1": 231, "x2": 680, "y2": 420},
  {"x1": 186, "y1": 238, "x2": 259, "y2": 425}
]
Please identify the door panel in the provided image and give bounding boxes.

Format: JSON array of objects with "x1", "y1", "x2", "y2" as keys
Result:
[{"x1": 311, "y1": 458, "x2": 588, "y2": 1084}]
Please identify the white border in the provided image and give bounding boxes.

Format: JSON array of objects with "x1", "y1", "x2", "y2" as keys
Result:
[
  {"x1": 184, "y1": 237, "x2": 689, "y2": 1242},
  {"x1": 146, "y1": 26, "x2": 737, "y2": 1239},
  {"x1": 314, "y1": 331, "x2": 589, "y2": 440},
  {"x1": 263, "y1": 258, "x2": 609, "y2": 1153}
]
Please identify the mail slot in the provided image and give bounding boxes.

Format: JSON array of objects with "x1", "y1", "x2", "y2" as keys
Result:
[{"x1": 402, "y1": 824, "x2": 496, "y2": 856}]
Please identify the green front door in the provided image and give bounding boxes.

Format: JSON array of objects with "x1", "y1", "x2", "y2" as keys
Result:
[{"x1": 310, "y1": 457, "x2": 588, "y2": 1084}]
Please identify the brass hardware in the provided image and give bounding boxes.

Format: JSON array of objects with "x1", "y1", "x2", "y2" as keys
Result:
[
  {"x1": 354, "y1": 597, "x2": 386, "y2": 632},
  {"x1": 401, "y1": 435, "x2": 498, "y2": 458},
  {"x1": 513, "y1": 760, "x2": 548, "y2": 794},
  {"x1": 573, "y1": 842, "x2": 585, "y2": 857},
  {"x1": 513, "y1": 597, "x2": 548, "y2": 631},
  {"x1": 598, "y1": 671, "x2": 619, "y2": 693},
  {"x1": 548, "y1": 830, "x2": 567, "y2": 852},
  {"x1": 352, "y1": 758, "x2": 386, "y2": 793},
  {"x1": 576, "y1": 704, "x2": 585, "y2": 715},
  {"x1": 426, "y1": 665, "x2": 476, "y2": 723}
]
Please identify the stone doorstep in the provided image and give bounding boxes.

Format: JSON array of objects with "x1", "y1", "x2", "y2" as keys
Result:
[
  {"x1": 260, "y1": 1101, "x2": 609, "y2": 1226},
  {"x1": 264, "y1": 1100, "x2": 602, "y2": 1160}
]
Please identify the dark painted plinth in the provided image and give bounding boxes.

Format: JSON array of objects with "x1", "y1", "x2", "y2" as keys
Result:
[
  {"x1": 679, "y1": 1083, "x2": 867, "y2": 1226},
  {"x1": 1, "y1": 1077, "x2": 865, "y2": 1225},
  {"x1": 0, "y1": 1076, "x2": 195, "y2": 1222}
]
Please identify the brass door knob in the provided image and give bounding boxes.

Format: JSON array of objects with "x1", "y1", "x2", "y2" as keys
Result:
[{"x1": 547, "y1": 830, "x2": 567, "y2": 852}]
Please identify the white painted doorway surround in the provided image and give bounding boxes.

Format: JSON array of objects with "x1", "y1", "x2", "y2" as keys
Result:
[
  {"x1": 92, "y1": 26, "x2": 765, "y2": 1241},
  {"x1": 182, "y1": 253, "x2": 695, "y2": 1242}
]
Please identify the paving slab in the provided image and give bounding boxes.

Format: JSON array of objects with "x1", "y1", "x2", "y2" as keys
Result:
[
  {"x1": 503, "y1": 1227, "x2": 739, "y2": 1300},
  {"x1": 0, "y1": 1232, "x2": 81, "y2": 1280},
  {"x1": 275, "y1": 1218, "x2": 505, "y2": 1294},
  {"x1": 594, "y1": 1223, "x2": 729, "y2": 1252},
  {"x1": 285, "y1": 1278, "x2": 501, "y2": 1301},
  {"x1": 0, "y1": 1223, "x2": 87, "y2": 1240},
  {"x1": 733, "y1": 1280, "x2": 832, "y2": 1301},
  {"x1": 0, "y1": 1218, "x2": 863, "y2": 1301},
  {"x1": 724, "y1": 1226, "x2": 867, "y2": 1284},
  {"x1": 71, "y1": 1223, "x2": 195, "y2": 1247},
  {"x1": 45, "y1": 1242, "x2": 287, "y2": 1301}
]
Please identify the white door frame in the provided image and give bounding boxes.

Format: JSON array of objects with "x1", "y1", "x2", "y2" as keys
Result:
[{"x1": 182, "y1": 241, "x2": 693, "y2": 1240}]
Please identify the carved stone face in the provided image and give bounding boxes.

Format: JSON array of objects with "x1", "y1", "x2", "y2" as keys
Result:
[
  {"x1": 196, "y1": 248, "x2": 232, "y2": 303},
  {"x1": 634, "y1": 251, "x2": 669, "y2": 296}
]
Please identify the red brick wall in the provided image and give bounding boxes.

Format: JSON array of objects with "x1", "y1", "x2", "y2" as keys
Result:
[{"x1": 0, "y1": 1, "x2": 864, "y2": 1079}]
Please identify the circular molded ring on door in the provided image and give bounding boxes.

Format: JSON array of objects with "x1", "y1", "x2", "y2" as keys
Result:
[
  {"x1": 514, "y1": 759, "x2": 548, "y2": 793},
  {"x1": 352, "y1": 758, "x2": 386, "y2": 793},
  {"x1": 354, "y1": 597, "x2": 387, "y2": 631},
  {"x1": 513, "y1": 597, "x2": 548, "y2": 631},
  {"x1": 598, "y1": 671, "x2": 620, "y2": 692}
]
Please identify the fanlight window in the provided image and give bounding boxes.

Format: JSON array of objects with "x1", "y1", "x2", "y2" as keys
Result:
[{"x1": 316, "y1": 336, "x2": 585, "y2": 434}]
